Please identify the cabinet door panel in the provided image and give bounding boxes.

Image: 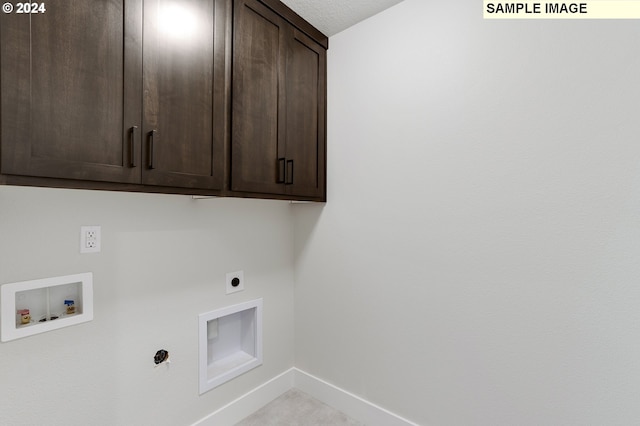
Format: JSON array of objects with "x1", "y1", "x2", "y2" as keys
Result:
[
  {"x1": 231, "y1": 0, "x2": 285, "y2": 194},
  {"x1": 285, "y1": 29, "x2": 326, "y2": 198},
  {"x1": 0, "y1": 0, "x2": 142, "y2": 183},
  {"x1": 142, "y1": 0, "x2": 225, "y2": 190}
]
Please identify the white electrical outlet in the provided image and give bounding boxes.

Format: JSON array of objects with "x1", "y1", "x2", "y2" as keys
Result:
[
  {"x1": 80, "y1": 226, "x2": 101, "y2": 253},
  {"x1": 226, "y1": 271, "x2": 244, "y2": 294}
]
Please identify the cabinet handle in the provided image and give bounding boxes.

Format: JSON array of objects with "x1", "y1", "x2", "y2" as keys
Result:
[
  {"x1": 148, "y1": 130, "x2": 157, "y2": 170},
  {"x1": 286, "y1": 160, "x2": 294, "y2": 185},
  {"x1": 129, "y1": 126, "x2": 137, "y2": 168},
  {"x1": 277, "y1": 158, "x2": 286, "y2": 183}
]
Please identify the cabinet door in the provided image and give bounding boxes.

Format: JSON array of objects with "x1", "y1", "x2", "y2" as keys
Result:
[
  {"x1": 0, "y1": 0, "x2": 143, "y2": 183},
  {"x1": 231, "y1": 0, "x2": 286, "y2": 195},
  {"x1": 231, "y1": 0, "x2": 326, "y2": 200},
  {"x1": 284, "y1": 29, "x2": 326, "y2": 199},
  {"x1": 142, "y1": 0, "x2": 226, "y2": 190}
]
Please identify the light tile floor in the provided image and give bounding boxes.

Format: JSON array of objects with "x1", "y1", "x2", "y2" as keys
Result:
[{"x1": 235, "y1": 389, "x2": 363, "y2": 426}]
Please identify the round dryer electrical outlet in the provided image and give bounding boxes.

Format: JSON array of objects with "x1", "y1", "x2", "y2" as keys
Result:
[{"x1": 226, "y1": 271, "x2": 244, "y2": 294}]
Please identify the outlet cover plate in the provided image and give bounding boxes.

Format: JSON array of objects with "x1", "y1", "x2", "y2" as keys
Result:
[
  {"x1": 226, "y1": 271, "x2": 244, "y2": 294},
  {"x1": 80, "y1": 226, "x2": 101, "y2": 254}
]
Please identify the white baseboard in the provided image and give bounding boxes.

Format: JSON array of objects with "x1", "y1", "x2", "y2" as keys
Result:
[
  {"x1": 191, "y1": 368, "x2": 295, "y2": 426},
  {"x1": 192, "y1": 367, "x2": 419, "y2": 426},
  {"x1": 293, "y1": 368, "x2": 420, "y2": 426}
]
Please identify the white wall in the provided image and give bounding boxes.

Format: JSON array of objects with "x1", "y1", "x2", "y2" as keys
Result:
[
  {"x1": 294, "y1": 1, "x2": 640, "y2": 424},
  {"x1": 0, "y1": 187, "x2": 295, "y2": 425}
]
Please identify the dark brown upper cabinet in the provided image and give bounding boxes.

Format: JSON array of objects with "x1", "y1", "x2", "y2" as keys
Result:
[
  {"x1": 0, "y1": 1, "x2": 143, "y2": 184},
  {"x1": 231, "y1": 0, "x2": 327, "y2": 201},
  {"x1": 0, "y1": 0, "x2": 327, "y2": 201},
  {"x1": 0, "y1": 0, "x2": 227, "y2": 191},
  {"x1": 142, "y1": 0, "x2": 227, "y2": 189}
]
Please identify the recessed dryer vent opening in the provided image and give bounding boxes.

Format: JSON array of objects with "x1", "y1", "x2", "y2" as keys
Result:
[{"x1": 198, "y1": 299, "x2": 263, "y2": 394}]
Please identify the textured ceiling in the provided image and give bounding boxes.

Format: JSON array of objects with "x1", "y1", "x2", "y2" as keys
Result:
[{"x1": 279, "y1": 0, "x2": 405, "y2": 37}]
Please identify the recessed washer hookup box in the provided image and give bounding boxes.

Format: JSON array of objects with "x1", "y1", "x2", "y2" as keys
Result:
[{"x1": 1, "y1": 273, "x2": 93, "y2": 342}]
